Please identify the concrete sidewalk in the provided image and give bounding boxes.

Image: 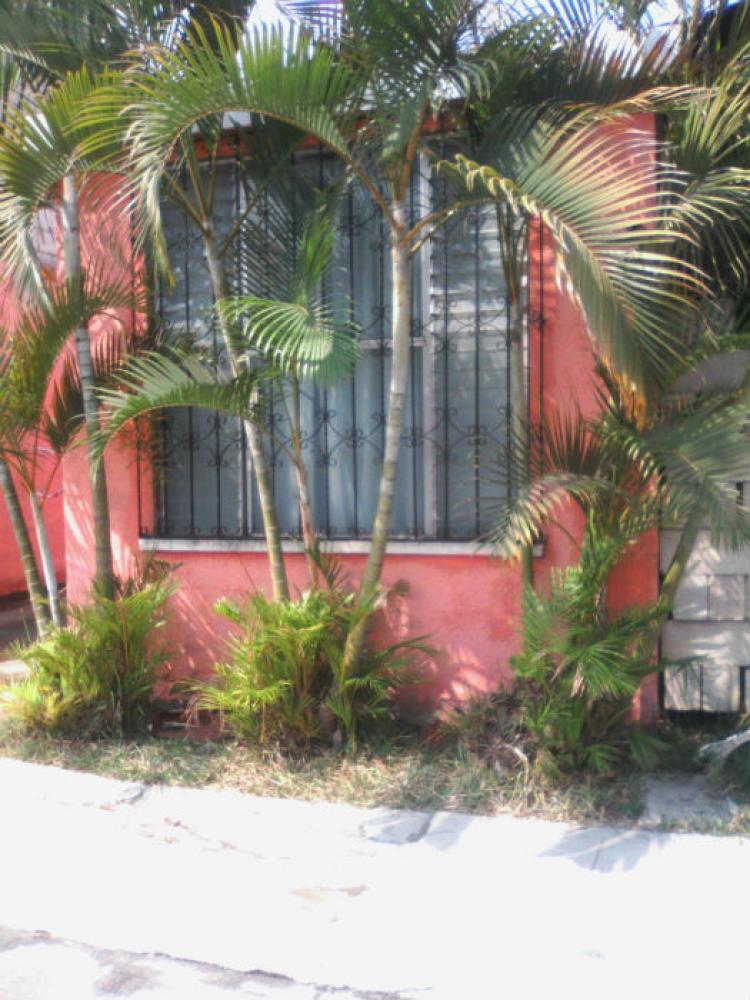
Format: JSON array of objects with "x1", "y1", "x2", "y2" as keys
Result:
[{"x1": 1, "y1": 758, "x2": 748, "y2": 999}]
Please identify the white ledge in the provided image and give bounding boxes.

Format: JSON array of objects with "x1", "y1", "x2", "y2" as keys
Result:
[{"x1": 139, "y1": 537, "x2": 545, "y2": 558}]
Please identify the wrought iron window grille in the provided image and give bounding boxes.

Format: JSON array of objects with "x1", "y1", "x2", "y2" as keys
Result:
[{"x1": 137, "y1": 144, "x2": 543, "y2": 544}]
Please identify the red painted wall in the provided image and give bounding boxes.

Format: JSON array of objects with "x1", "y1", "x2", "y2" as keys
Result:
[{"x1": 62, "y1": 121, "x2": 661, "y2": 720}]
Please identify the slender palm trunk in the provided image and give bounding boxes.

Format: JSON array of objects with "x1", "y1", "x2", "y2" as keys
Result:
[
  {"x1": 290, "y1": 371, "x2": 319, "y2": 588},
  {"x1": 61, "y1": 174, "x2": 115, "y2": 600},
  {"x1": 0, "y1": 458, "x2": 49, "y2": 635},
  {"x1": 509, "y1": 298, "x2": 532, "y2": 588},
  {"x1": 341, "y1": 203, "x2": 411, "y2": 670},
  {"x1": 500, "y1": 208, "x2": 532, "y2": 588},
  {"x1": 203, "y1": 229, "x2": 289, "y2": 601},
  {"x1": 28, "y1": 490, "x2": 62, "y2": 627}
]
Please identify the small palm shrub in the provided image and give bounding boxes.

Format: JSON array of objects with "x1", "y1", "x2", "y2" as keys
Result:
[
  {"x1": 3, "y1": 569, "x2": 175, "y2": 736},
  {"x1": 509, "y1": 516, "x2": 666, "y2": 777},
  {"x1": 512, "y1": 573, "x2": 663, "y2": 777},
  {"x1": 195, "y1": 583, "x2": 428, "y2": 749},
  {"x1": 443, "y1": 521, "x2": 666, "y2": 779}
]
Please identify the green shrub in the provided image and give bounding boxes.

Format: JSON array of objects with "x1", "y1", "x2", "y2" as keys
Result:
[
  {"x1": 3, "y1": 570, "x2": 175, "y2": 737},
  {"x1": 511, "y1": 525, "x2": 661, "y2": 775},
  {"x1": 441, "y1": 522, "x2": 666, "y2": 779},
  {"x1": 195, "y1": 583, "x2": 429, "y2": 749}
]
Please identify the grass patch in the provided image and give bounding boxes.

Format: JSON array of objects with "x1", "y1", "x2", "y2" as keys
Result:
[
  {"x1": 7, "y1": 701, "x2": 750, "y2": 831},
  {"x1": 0, "y1": 714, "x2": 644, "y2": 825}
]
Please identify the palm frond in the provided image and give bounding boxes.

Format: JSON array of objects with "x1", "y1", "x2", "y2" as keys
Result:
[
  {"x1": 223, "y1": 297, "x2": 360, "y2": 382},
  {"x1": 95, "y1": 349, "x2": 265, "y2": 458},
  {"x1": 666, "y1": 74, "x2": 750, "y2": 292},
  {"x1": 0, "y1": 271, "x2": 140, "y2": 435},
  {"x1": 0, "y1": 67, "x2": 114, "y2": 297},
  {"x1": 449, "y1": 118, "x2": 705, "y2": 401},
  {"x1": 80, "y1": 18, "x2": 357, "y2": 272}
]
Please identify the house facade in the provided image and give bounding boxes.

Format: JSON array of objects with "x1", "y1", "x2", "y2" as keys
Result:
[{"x1": 60, "y1": 141, "x2": 664, "y2": 723}]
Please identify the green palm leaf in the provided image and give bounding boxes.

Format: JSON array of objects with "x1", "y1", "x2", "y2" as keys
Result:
[
  {"x1": 95, "y1": 349, "x2": 265, "y2": 459},
  {"x1": 223, "y1": 298, "x2": 359, "y2": 382},
  {"x1": 448, "y1": 118, "x2": 706, "y2": 402},
  {"x1": 0, "y1": 67, "x2": 114, "y2": 297},
  {"x1": 86, "y1": 18, "x2": 356, "y2": 182},
  {"x1": 0, "y1": 272, "x2": 140, "y2": 435},
  {"x1": 222, "y1": 184, "x2": 360, "y2": 382}
]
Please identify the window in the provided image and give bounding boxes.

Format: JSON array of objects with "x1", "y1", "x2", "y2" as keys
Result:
[{"x1": 149, "y1": 152, "x2": 519, "y2": 543}]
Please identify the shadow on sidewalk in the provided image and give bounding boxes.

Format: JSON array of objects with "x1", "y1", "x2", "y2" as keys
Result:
[{"x1": 543, "y1": 825, "x2": 662, "y2": 873}]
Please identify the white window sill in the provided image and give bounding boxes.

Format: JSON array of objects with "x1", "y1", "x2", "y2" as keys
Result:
[{"x1": 139, "y1": 537, "x2": 545, "y2": 558}]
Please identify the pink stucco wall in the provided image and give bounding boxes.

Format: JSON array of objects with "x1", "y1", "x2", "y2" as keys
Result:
[
  {"x1": 0, "y1": 454, "x2": 65, "y2": 598},
  {"x1": 63, "y1": 121, "x2": 661, "y2": 720},
  {"x1": 0, "y1": 274, "x2": 66, "y2": 599}
]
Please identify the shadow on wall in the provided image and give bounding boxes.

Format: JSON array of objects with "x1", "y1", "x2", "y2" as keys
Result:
[
  {"x1": 154, "y1": 570, "x2": 236, "y2": 699},
  {"x1": 147, "y1": 549, "x2": 525, "y2": 720}
]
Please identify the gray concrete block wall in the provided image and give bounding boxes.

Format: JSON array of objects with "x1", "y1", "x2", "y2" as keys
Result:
[
  {"x1": 659, "y1": 354, "x2": 750, "y2": 712},
  {"x1": 661, "y1": 529, "x2": 749, "y2": 712}
]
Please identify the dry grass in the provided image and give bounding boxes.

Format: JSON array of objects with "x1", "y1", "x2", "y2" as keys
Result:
[
  {"x1": 0, "y1": 715, "x2": 646, "y2": 825},
  {"x1": 7, "y1": 696, "x2": 750, "y2": 831}
]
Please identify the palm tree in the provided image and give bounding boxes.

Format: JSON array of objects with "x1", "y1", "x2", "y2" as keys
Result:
[
  {"x1": 221, "y1": 183, "x2": 361, "y2": 584},
  {"x1": 0, "y1": 0, "x2": 256, "y2": 600},
  {"x1": 91, "y1": 179, "x2": 360, "y2": 589},
  {"x1": 0, "y1": 272, "x2": 147, "y2": 629},
  {"x1": 123, "y1": 111, "x2": 304, "y2": 602},
  {"x1": 0, "y1": 52, "x2": 52, "y2": 634},
  {"x1": 483, "y1": 44, "x2": 750, "y2": 660},
  {"x1": 81, "y1": 1, "x2": 513, "y2": 646},
  {"x1": 76, "y1": 0, "x2": 708, "y2": 677}
]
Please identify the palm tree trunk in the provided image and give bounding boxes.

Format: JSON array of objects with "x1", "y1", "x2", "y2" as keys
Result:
[
  {"x1": 341, "y1": 204, "x2": 411, "y2": 671},
  {"x1": 500, "y1": 207, "x2": 532, "y2": 588},
  {"x1": 0, "y1": 457, "x2": 49, "y2": 635},
  {"x1": 290, "y1": 371, "x2": 319, "y2": 588},
  {"x1": 509, "y1": 298, "x2": 532, "y2": 589},
  {"x1": 61, "y1": 174, "x2": 115, "y2": 600},
  {"x1": 28, "y1": 489, "x2": 62, "y2": 627},
  {"x1": 203, "y1": 229, "x2": 289, "y2": 601}
]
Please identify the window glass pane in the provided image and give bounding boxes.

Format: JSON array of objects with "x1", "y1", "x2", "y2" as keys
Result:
[{"x1": 429, "y1": 192, "x2": 512, "y2": 539}]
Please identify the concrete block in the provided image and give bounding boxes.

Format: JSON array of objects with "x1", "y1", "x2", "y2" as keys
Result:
[
  {"x1": 673, "y1": 576, "x2": 709, "y2": 621},
  {"x1": 709, "y1": 575, "x2": 746, "y2": 621},
  {"x1": 660, "y1": 530, "x2": 750, "y2": 576},
  {"x1": 702, "y1": 664, "x2": 741, "y2": 712},
  {"x1": 663, "y1": 662, "x2": 702, "y2": 711},
  {"x1": 663, "y1": 662, "x2": 741, "y2": 712},
  {"x1": 662, "y1": 620, "x2": 750, "y2": 668}
]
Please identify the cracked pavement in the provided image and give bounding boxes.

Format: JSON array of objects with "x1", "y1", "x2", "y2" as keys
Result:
[
  {"x1": 1, "y1": 758, "x2": 749, "y2": 999},
  {"x1": 0, "y1": 928, "x2": 396, "y2": 999}
]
